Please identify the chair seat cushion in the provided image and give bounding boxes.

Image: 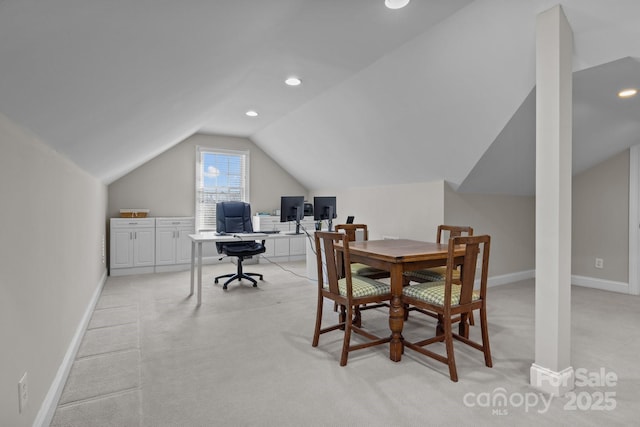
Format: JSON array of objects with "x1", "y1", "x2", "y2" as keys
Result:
[
  {"x1": 222, "y1": 242, "x2": 265, "y2": 257},
  {"x1": 404, "y1": 266, "x2": 460, "y2": 282},
  {"x1": 351, "y1": 263, "x2": 388, "y2": 277},
  {"x1": 402, "y1": 281, "x2": 479, "y2": 306},
  {"x1": 325, "y1": 275, "x2": 390, "y2": 298}
]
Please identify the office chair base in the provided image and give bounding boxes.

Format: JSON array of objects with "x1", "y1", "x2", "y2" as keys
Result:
[{"x1": 215, "y1": 272, "x2": 264, "y2": 290}]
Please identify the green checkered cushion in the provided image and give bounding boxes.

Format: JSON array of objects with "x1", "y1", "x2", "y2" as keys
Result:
[
  {"x1": 402, "y1": 281, "x2": 479, "y2": 306},
  {"x1": 351, "y1": 263, "x2": 388, "y2": 277},
  {"x1": 324, "y1": 275, "x2": 390, "y2": 298},
  {"x1": 404, "y1": 266, "x2": 460, "y2": 282}
]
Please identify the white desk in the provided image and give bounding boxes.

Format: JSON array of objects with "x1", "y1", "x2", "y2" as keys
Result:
[{"x1": 189, "y1": 232, "x2": 269, "y2": 305}]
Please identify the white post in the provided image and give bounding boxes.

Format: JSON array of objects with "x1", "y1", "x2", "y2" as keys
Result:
[
  {"x1": 530, "y1": 5, "x2": 575, "y2": 396},
  {"x1": 629, "y1": 145, "x2": 640, "y2": 295}
]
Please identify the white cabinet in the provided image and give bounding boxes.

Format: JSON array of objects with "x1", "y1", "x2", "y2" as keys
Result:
[
  {"x1": 110, "y1": 218, "x2": 156, "y2": 276},
  {"x1": 252, "y1": 215, "x2": 314, "y2": 261},
  {"x1": 155, "y1": 217, "x2": 194, "y2": 272},
  {"x1": 253, "y1": 215, "x2": 315, "y2": 234},
  {"x1": 252, "y1": 215, "x2": 290, "y2": 234},
  {"x1": 290, "y1": 235, "x2": 306, "y2": 256}
]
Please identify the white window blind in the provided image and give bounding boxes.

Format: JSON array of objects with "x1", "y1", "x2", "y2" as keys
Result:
[{"x1": 195, "y1": 147, "x2": 249, "y2": 232}]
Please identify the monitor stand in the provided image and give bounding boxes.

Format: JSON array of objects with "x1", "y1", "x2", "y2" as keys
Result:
[{"x1": 287, "y1": 220, "x2": 303, "y2": 235}]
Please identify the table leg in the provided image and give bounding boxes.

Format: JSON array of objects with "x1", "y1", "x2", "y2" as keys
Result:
[
  {"x1": 389, "y1": 265, "x2": 405, "y2": 362},
  {"x1": 197, "y1": 242, "x2": 203, "y2": 306},
  {"x1": 189, "y1": 240, "x2": 196, "y2": 296}
]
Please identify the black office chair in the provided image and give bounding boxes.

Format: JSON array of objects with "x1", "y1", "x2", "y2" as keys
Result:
[{"x1": 214, "y1": 201, "x2": 266, "y2": 290}]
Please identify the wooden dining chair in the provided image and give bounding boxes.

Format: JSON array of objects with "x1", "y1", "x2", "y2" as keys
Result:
[
  {"x1": 404, "y1": 225, "x2": 473, "y2": 283},
  {"x1": 312, "y1": 231, "x2": 392, "y2": 366},
  {"x1": 403, "y1": 225, "x2": 476, "y2": 325},
  {"x1": 333, "y1": 223, "x2": 390, "y2": 324},
  {"x1": 402, "y1": 234, "x2": 492, "y2": 382},
  {"x1": 334, "y1": 224, "x2": 390, "y2": 280}
]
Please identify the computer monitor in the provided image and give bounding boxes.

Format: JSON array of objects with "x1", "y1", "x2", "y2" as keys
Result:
[
  {"x1": 280, "y1": 196, "x2": 305, "y2": 234},
  {"x1": 313, "y1": 196, "x2": 337, "y2": 231}
]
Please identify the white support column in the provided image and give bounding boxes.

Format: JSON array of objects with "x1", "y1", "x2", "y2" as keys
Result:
[
  {"x1": 530, "y1": 5, "x2": 575, "y2": 396},
  {"x1": 629, "y1": 145, "x2": 640, "y2": 296}
]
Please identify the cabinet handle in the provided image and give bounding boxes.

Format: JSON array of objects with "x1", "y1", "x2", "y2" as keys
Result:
[
  {"x1": 129, "y1": 222, "x2": 138, "y2": 225},
  {"x1": 172, "y1": 222, "x2": 180, "y2": 225},
  {"x1": 130, "y1": 232, "x2": 133, "y2": 240}
]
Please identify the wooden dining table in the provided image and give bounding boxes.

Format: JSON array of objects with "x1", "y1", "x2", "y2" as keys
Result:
[{"x1": 340, "y1": 238, "x2": 465, "y2": 362}]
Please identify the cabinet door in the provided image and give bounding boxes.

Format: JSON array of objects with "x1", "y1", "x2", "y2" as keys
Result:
[
  {"x1": 111, "y1": 229, "x2": 133, "y2": 268},
  {"x1": 133, "y1": 228, "x2": 155, "y2": 266},
  {"x1": 175, "y1": 228, "x2": 193, "y2": 264},
  {"x1": 274, "y1": 238, "x2": 290, "y2": 257},
  {"x1": 262, "y1": 240, "x2": 276, "y2": 257},
  {"x1": 290, "y1": 235, "x2": 306, "y2": 256},
  {"x1": 257, "y1": 216, "x2": 288, "y2": 232},
  {"x1": 155, "y1": 228, "x2": 176, "y2": 265}
]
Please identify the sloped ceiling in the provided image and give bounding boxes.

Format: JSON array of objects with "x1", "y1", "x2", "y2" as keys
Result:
[
  {"x1": 459, "y1": 57, "x2": 640, "y2": 195},
  {"x1": 1, "y1": 0, "x2": 640, "y2": 193}
]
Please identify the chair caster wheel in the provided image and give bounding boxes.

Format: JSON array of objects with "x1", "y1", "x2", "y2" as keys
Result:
[
  {"x1": 223, "y1": 284, "x2": 228, "y2": 290},
  {"x1": 214, "y1": 279, "x2": 219, "y2": 284},
  {"x1": 253, "y1": 283, "x2": 257, "y2": 288}
]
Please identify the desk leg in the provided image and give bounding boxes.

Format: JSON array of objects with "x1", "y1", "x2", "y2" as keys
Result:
[
  {"x1": 389, "y1": 265, "x2": 405, "y2": 362},
  {"x1": 189, "y1": 240, "x2": 196, "y2": 296},
  {"x1": 197, "y1": 242, "x2": 203, "y2": 306}
]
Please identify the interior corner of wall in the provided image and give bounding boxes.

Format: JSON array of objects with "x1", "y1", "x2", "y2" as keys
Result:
[{"x1": 443, "y1": 180, "x2": 458, "y2": 192}]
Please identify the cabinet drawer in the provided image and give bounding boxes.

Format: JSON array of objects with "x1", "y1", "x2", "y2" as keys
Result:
[
  {"x1": 156, "y1": 217, "x2": 194, "y2": 228},
  {"x1": 254, "y1": 216, "x2": 284, "y2": 231},
  {"x1": 111, "y1": 218, "x2": 155, "y2": 228}
]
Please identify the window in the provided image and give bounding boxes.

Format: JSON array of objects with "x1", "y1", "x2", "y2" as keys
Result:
[{"x1": 195, "y1": 147, "x2": 249, "y2": 232}]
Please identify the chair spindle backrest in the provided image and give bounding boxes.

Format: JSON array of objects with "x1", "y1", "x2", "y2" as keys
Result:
[
  {"x1": 446, "y1": 235, "x2": 490, "y2": 307},
  {"x1": 315, "y1": 231, "x2": 351, "y2": 296},
  {"x1": 334, "y1": 224, "x2": 368, "y2": 242},
  {"x1": 437, "y1": 225, "x2": 474, "y2": 244}
]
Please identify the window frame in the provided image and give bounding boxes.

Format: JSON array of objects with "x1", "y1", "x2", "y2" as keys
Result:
[{"x1": 195, "y1": 146, "x2": 250, "y2": 232}]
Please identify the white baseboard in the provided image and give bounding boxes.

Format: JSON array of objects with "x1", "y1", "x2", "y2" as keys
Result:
[
  {"x1": 201, "y1": 255, "x2": 230, "y2": 265},
  {"x1": 110, "y1": 265, "x2": 155, "y2": 276},
  {"x1": 530, "y1": 363, "x2": 575, "y2": 396},
  {"x1": 486, "y1": 269, "x2": 535, "y2": 288},
  {"x1": 154, "y1": 263, "x2": 192, "y2": 273},
  {"x1": 34, "y1": 270, "x2": 107, "y2": 427},
  {"x1": 478, "y1": 270, "x2": 629, "y2": 295},
  {"x1": 571, "y1": 275, "x2": 629, "y2": 294}
]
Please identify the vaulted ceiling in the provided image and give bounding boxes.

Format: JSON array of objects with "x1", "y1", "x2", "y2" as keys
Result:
[{"x1": 1, "y1": 0, "x2": 639, "y2": 195}]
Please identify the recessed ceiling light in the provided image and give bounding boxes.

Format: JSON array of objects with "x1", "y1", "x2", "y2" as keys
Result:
[
  {"x1": 385, "y1": 0, "x2": 410, "y2": 9},
  {"x1": 618, "y1": 88, "x2": 638, "y2": 98},
  {"x1": 285, "y1": 76, "x2": 302, "y2": 86},
  {"x1": 245, "y1": 110, "x2": 258, "y2": 117}
]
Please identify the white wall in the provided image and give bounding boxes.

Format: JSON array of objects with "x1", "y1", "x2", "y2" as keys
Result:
[
  {"x1": 311, "y1": 181, "x2": 445, "y2": 241},
  {"x1": 108, "y1": 133, "x2": 308, "y2": 219},
  {"x1": 444, "y1": 149, "x2": 630, "y2": 283},
  {"x1": 572, "y1": 149, "x2": 629, "y2": 282},
  {"x1": 108, "y1": 133, "x2": 308, "y2": 264},
  {"x1": 311, "y1": 180, "x2": 535, "y2": 284},
  {"x1": 444, "y1": 184, "x2": 536, "y2": 279},
  {"x1": 0, "y1": 114, "x2": 108, "y2": 427}
]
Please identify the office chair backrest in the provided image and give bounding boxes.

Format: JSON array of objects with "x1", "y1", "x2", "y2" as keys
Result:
[{"x1": 216, "y1": 202, "x2": 254, "y2": 233}]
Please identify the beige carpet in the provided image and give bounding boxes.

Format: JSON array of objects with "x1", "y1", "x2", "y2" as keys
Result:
[{"x1": 51, "y1": 260, "x2": 640, "y2": 426}]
